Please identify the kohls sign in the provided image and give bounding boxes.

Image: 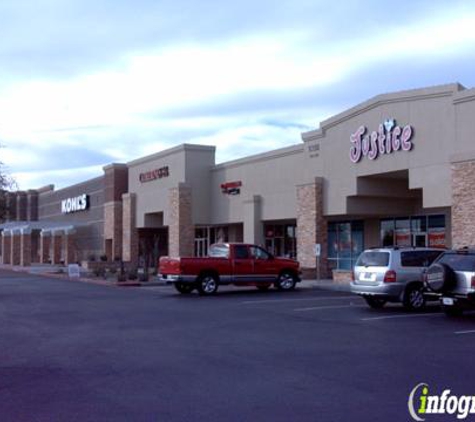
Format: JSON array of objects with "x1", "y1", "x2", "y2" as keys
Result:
[
  {"x1": 349, "y1": 119, "x2": 413, "y2": 163},
  {"x1": 61, "y1": 194, "x2": 89, "y2": 214}
]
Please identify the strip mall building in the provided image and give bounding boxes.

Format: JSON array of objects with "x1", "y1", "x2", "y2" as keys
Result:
[{"x1": 1, "y1": 83, "x2": 475, "y2": 279}]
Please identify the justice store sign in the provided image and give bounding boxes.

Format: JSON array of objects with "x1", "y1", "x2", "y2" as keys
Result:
[{"x1": 349, "y1": 119, "x2": 413, "y2": 163}]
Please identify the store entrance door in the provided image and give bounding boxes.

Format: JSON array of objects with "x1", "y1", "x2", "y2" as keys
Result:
[
  {"x1": 195, "y1": 238, "x2": 207, "y2": 257},
  {"x1": 413, "y1": 233, "x2": 427, "y2": 247}
]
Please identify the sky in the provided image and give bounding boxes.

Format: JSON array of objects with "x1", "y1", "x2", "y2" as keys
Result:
[{"x1": 1, "y1": 0, "x2": 475, "y2": 190}]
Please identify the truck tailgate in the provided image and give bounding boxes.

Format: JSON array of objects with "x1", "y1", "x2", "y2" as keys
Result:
[{"x1": 159, "y1": 257, "x2": 181, "y2": 275}]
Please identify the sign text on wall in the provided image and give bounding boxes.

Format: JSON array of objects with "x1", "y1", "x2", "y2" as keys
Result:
[
  {"x1": 61, "y1": 194, "x2": 89, "y2": 214},
  {"x1": 139, "y1": 166, "x2": 170, "y2": 183},
  {"x1": 349, "y1": 119, "x2": 413, "y2": 163},
  {"x1": 221, "y1": 181, "x2": 242, "y2": 195}
]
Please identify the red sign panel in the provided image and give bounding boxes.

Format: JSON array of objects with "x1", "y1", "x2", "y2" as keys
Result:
[{"x1": 221, "y1": 181, "x2": 242, "y2": 195}]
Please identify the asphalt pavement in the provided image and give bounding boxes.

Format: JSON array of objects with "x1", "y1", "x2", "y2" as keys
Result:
[{"x1": 1, "y1": 269, "x2": 475, "y2": 422}]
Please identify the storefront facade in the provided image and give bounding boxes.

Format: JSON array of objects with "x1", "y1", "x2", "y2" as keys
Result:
[{"x1": 1, "y1": 83, "x2": 475, "y2": 279}]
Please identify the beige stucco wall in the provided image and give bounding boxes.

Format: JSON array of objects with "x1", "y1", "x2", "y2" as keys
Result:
[
  {"x1": 126, "y1": 84, "x2": 475, "y2": 234},
  {"x1": 210, "y1": 144, "x2": 308, "y2": 225},
  {"x1": 128, "y1": 144, "x2": 215, "y2": 227},
  {"x1": 302, "y1": 84, "x2": 465, "y2": 216}
]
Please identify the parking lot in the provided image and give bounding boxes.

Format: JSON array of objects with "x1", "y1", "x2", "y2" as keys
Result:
[{"x1": 1, "y1": 269, "x2": 475, "y2": 421}]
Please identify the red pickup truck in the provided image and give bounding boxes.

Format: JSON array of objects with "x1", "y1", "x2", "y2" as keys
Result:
[{"x1": 159, "y1": 243, "x2": 301, "y2": 295}]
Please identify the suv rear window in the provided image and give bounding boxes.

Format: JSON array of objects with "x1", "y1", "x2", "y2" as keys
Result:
[
  {"x1": 356, "y1": 251, "x2": 390, "y2": 267},
  {"x1": 400, "y1": 250, "x2": 442, "y2": 267},
  {"x1": 437, "y1": 253, "x2": 475, "y2": 272}
]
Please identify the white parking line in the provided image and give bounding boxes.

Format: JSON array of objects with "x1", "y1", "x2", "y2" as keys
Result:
[
  {"x1": 361, "y1": 313, "x2": 441, "y2": 321},
  {"x1": 241, "y1": 296, "x2": 356, "y2": 305},
  {"x1": 454, "y1": 330, "x2": 475, "y2": 335},
  {"x1": 294, "y1": 304, "x2": 366, "y2": 312}
]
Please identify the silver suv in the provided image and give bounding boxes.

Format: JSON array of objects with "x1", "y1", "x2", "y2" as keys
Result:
[
  {"x1": 424, "y1": 248, "x2": 475, "y2": 316},
  {"x1": 351, "y1": 247, "x2": 443, "y2": 311}
]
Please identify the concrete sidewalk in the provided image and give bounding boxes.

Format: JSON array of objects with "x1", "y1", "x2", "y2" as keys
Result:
[{"x1": 0, "y1": 264, "x2": 352, "y2": 292}]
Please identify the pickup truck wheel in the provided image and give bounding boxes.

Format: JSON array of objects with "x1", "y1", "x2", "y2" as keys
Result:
[
  {"x1": 276, "y1": 272, "x2": 297, "y2": 291},
  {"x1": 197, "y1": 275, "x2": 219, "y2": 295},
  {"x1": 403, "y1": 285, "x2": 426, "y2": 311},
  {"x1": 174, "y1": 283, "x2": 195, "y2": 294}
]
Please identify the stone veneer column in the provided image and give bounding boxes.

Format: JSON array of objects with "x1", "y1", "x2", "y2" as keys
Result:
[
  {"x1": 40, "y1": 231, "x2": 51, "y2": 264},
  {"x1": 103, "y1": 163, "x2": 128, "y2": 261},
  {"x1": 11, "y1": 230, "x2": 21, "y2": 266},
  {"x1": 64, "y1": 229, "x2": 76, "y2": 264},
  {"x1": 122, "y1": 193, "x2": 138, "y2": 264},
  {"x1": 52, "y1": 230, "x2": 63, "y2": 265},
  {"x1": 2, "y1": 231, "x2": 12, "y2": 265},
  {"x1": 168, "y1": 183, "x2": 193, "y2": 257},
  {"x1": 296, "y1": 178, "x2": 329, "y2": 277},
  {"x1": 20, "y1": 228, "x2": 32, "y2": 267},
  {"x1": 452, "y1": 160, "x2": 475, "y2": 248},
  {"x1": 243, "y1": 195, "x2": 264, "y2": 245},
  {"x1": 104, "y1": 202, "x2": 123, "y2": 260}
]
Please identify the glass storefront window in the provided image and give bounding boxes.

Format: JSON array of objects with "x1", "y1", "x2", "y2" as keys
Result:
[
  {"x1": 327, "y1": 221, "x2": 364, "y2": 271},
  {"x1": 194, "y1": 226, "x2": 230, "y2": 257},
  {"x1": 379, "y1": 215, "x2": 446, "y2": 249},
  {"x1": 381, "y1": 220, "x2": 395, "y2": 246},
  {"x1": 428, "y1": 215, "x2": 446, "y2": 249},
  {"x1": 264, "y1": 222, "x2": 296, "y2": 258}
]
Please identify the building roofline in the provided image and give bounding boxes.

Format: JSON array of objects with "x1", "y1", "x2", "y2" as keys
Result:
[
  {"x1": 127, "y1": 143, "x2": 216, "y2": 167},
  {"x1": 39, "y1": 175, "x2": 104, "y2": 197},
  {"x1": 212, "y1": 144, "x2": 304, "y2": 171},
  {"x1": 302, "y1": 83, "x2": 466, "y2": 142}
]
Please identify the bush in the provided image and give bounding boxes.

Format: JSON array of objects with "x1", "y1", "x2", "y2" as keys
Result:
[
  {"x1": 139, "y1": 271, "x2": 149, "y2": 282},
  {"x1": 128, "y1": 268, "x2": 138, "y2": 281},
  {"x1": 116, "y1": 273, "x2": 127, "y2": 283},
  {"x1": 93, "y1": 267, "x2": 106, "y2": 278}
]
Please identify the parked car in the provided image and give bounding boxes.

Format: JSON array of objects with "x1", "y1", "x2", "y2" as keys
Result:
[
  {"x1": 424, "y1": 248, "x2": 475, "y2": 316},
  {"x1": 351, "y1": 247, "x2": 443, "y2": 310},
  {"x1": 159, "y1": 243, "x2": 301, "y2": 295}
]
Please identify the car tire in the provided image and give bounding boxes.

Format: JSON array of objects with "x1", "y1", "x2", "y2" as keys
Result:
[
  {"x1": 425, "y1": 263, "x2": 456, "y2": 293},
  {"x1": 197, "y1": 274, "x2": 219, "y2": 296},
  {"x1": 442, "y1": 305, "x2": 463, "y2": 317},
  {"x1": 174, "y1": 283, "x2": 195, "y2": 294},
  {"x1": 275, "y1": 272, "x2": 297, "y2": 291},
  {"x1": 403, "y1": 284, "x2": 426, "y2": 311},
  {"x1": 364, "y1": 296, "x2": 386, "y2": 309}
]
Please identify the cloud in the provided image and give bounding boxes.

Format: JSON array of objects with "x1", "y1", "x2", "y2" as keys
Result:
[{"x1": 2, "y1": 0, "x2": 475, "y2": 190}]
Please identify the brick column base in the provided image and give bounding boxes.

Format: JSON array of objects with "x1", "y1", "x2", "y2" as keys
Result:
[
  {"x1": 40, "y1": 232, "x2": 51, "y2": 264},
  {"x1": 296, "y1": 178, "x2": 329, "y2": 278},
  {"x1": 52, "y1": 232, "x2": 62, "y2": 265},
  {"x1": 11, "y1": 232, "x2": 21, "y2": 266},
  {"x1": 168, "y1": 184, "x2": 193, "y2": 257},
  {"x1": 122, "y1": 193, "x2": 138, "y2": 264},
  {"x1": 20, "y1": 230, "x2": 32, "y2": 266},
  {"x1": 1, "y1": 232, "x2": 12, "y2": 265},
  {"x1": 452, "y1": 160, "x2": 475, "y2": 248}
]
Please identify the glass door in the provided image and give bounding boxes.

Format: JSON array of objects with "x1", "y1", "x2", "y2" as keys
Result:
[{"x1": 413, "y1": 233, "x2": 427, "y2": 247}]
